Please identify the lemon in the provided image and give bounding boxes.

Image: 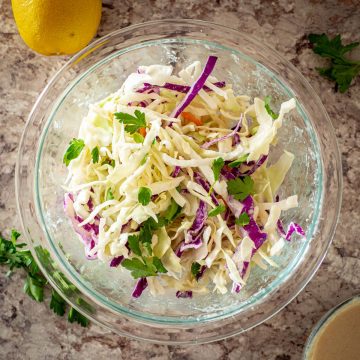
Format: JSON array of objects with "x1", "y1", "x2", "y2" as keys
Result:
[{"x1": 11, "y1": 0, "x2": 102, "y2": 55}]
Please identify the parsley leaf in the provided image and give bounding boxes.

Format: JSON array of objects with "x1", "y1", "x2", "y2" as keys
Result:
[
  {"x1": 264, "y1": 96, "x2": 279, "y2": 120},
  {"x1": 309, "y1": 33, "x2": 360, "y2": 93},
  {"x1": 227, "y1": 176, "x2": 254, "y2": 201},
  {"x1": 191, "y1": 262, "x2": 201, "y2": 277},
  {"x1": 133, "y1": 133, "x2": 144, "y2": 143},
  {"x1": 164, "y1": 199, "x2": 181, "y2": 223},
  {"x1": 128, "y1": 235, "x2": 142, "y2": 256},
  {"x1": 212, "y1": 157, "x2": 225, "y2": 182},
  {"x1": 63, "y1": 138, "x2": 85, "y2": 166},
  {"x1": 106, "y1": 188, "x2": 114, "y2": 201},
  {"x1": 50, "y1": 289, "x2": 66, "y2": 316},
  {"x1": 235, "y1": 212, "x2": 250, "y2": 226},
  {"x1": 138, "y1": 187, "x2": 152, "y2": 206},
  {"x1": 208, "y1": 204, "x2": 226, "y2": 217},
  {"x1": 23, "y1": 273, "x2": 45, "y2": 302},
  {"x1": 152, "y1": 257, "x2": 167, "y2": 274},
  {"x1": 91, "y1": 146, "x2": 99, "y2": 163},
  {"x1": 121, "y1": 257, "x2": 157, "y2": 279},
  {"x1": 0, "y1": 231, "x2": 90, "y2": 327},
  {"x1": 228, "y1": 154, "x2": 248, "y2": 168},
  {"x1": 68, "y1": 306, "x2": 89, "y2": 327},
  {"x1": 115, "y1": 110, "x2": 146, "y2": 134}
]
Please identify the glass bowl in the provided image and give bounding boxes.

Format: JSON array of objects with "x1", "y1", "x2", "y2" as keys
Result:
[{"x1": 16, "y1": 20, "x2": 342, "y2": 344}]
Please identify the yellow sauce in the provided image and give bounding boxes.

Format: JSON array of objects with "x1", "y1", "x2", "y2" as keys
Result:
[{"x1": 307, "y1": 298, "x2": 360, "y2": 360}]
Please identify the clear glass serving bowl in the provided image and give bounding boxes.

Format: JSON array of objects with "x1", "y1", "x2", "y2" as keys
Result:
[{"x1": 16, "y1": 20, "x2": 342, "y2": 344}]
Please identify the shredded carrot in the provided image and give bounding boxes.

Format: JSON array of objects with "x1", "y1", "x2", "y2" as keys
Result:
[
  {"x1": 182, "y1": 112, "x2": 203, "y2": 126},
  {"x1": 138, "y1": 127, "x2": 147, "y2": 137}
]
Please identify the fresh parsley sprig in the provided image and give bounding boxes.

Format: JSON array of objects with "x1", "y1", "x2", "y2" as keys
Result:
[
  {"x1": 227, "y1": 176, "x2": 254, "y2": 201},
  {"x1": 114, "y1": 110, "x2": 146, "y2": 134},
  {"x1": 309, "y1": 33, "x2": 360, "y2": 93},
  {"x1": 138, "y1": 187, "x2": 152, "y2": 206},
  {"x1": 63, "y1": 138, "x2": 85, "y2": 166},
  {"x1": 264, "y1": 96, "x2": 279, "y2": 120},
  {"x1": 208, "y1": 204, "x2": 226, "y2": 217},
  {"x1": 0, "y1": 230, "x2": 90, "y2": 327}
]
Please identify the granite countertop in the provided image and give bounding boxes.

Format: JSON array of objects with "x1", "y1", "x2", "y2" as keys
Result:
[{"x1": 0, "y1": 0, "x2": 359, "y2": 359}]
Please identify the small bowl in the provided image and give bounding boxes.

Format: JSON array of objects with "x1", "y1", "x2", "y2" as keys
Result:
[
  {"x1": 16, "y1": 20, "x2": 342, "y2": 344},
  {"x1": 303, "y1": 295, "x2": 360, "y2": 359}
]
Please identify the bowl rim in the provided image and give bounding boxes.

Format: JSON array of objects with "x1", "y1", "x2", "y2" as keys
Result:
[{"x1": 16, "y1": 19, "x2": 343, "y2": 344}]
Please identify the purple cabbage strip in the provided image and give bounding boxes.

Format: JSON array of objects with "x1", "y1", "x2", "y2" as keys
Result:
[
  {"x1": 171, "y1": 166, "x2": 181, "y2": 177},
  {"x1": 193, "y1": 172, "x2": 219, "y2": 206},
  {"x1": 136, "y1": 81, "x2": 225, "y2": 94},
  {"x1": 241, "y1": 155, "x2": 268, "y2": 176},
  {"x1": 232, "y1": 282, "x2": 242, "y2": 293},
  {"x1": 196, "y1": 265, "x2": 207, "y2": 281},
  {"x1": 176, "y1": 290, "x2": 193, "y2": 299},
  {"x1": 132, "y1": 278, "x2": 148, "y2": 298},
  {"x1": 175, "y1": 242, "x2": 184, "y2": 258},
  {"x1": 201, "y1": 114, "x2": 243, "y2": 149},
  {"x1": 170, "y1": 56, "x2": 218, "y2": 118},
  {"x1": 110, "y1": 256, "x2": 124, "y2": 268},
  {"x1": 277, "y1": 221, "x2": 305, "y2": 241},
  {"x1": 277, "y1": 219, "x2": 286, "y2": 237},
  {"x1": 285, "y1": 223, "x2": 305, "y2": 241},
  {"x1": 184, "y1": 200, "x2": 207, "y2": 245},
  {"x1": 232, "y1": 133, "x2": 241, "y2": 146},
  {"x1": 180, "y1": 234, "x2": 203, "y2": 251},
  {"x1": 64, "y1": 193, "x2": 99, "y2": 260}
]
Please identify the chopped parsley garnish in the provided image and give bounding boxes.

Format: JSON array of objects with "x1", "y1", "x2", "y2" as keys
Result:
[
  {"x1": 212, "y1": 157, "x2": 225, "y2": 182},
  {"x1": 235, "y1": 212, "x2": 250, "y2": 226},
  {"x1": 0, "y1": 230, "x2": 90, "y2": 327},
  {"x1": 164, "y1": 199, "x2": 181, "y2": 223},
  {"x1": 128, "y1": 235, "x2": 142, "y2": 256},
  {"x1": 121, "y1": 256, "x2": 167, "y2": 279},
  {"x1": 50, "y1": 289, "x2": 66, "y2": 316},
  {"x1": 91, "y1": 146, "x2": 99, "y2": 163},
  {"x1": 191, "y1": 262, "x2": 201, "y2": 277},
  {"x1": 264, "y1": 96, "x2": 279, "y2": 120},
  {"x1": 140, "y1": 154, "x2": 148, "y2": 166},
  {"x1": 106, "y1": 188, "x2": 114, "y2": 201},
  {"x1": 133, "y1": 133, "x2": 144, "y2": 143},
  {"x1": 138, "y1": 187, "x2": 152, "y2": 206},
  {"x1": 228, "y1": 154, "x2": 248, "y2": 168},
  {"x1": 309, "y1": 33, "x2": 360, "y2": 93},
  {"x1": 63, "y1": 138, "x2": 85, "y2": 166},
  {"x1": 208, "y1": 204, "x2": 226, "y2": 217},
  {"x1": 227, "y1": 176, "x2": 254, "y2": 201},
  {"x1": 115, "y1": 110, "x2": 146, "y2": 134}
]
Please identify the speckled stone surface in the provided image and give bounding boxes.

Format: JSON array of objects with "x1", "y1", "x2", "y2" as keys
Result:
[{"x1": 0, "y1": 0, "x2": 359, "y2": 359}]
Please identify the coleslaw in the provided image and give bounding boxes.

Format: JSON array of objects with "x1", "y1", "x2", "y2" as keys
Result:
[{"x1": 63, "y1": 56, "x2": 305, "y2": 298}]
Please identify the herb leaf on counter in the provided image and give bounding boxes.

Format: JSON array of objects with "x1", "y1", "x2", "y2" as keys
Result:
[
  {"x1": 309, "y1": 33, "x2": 360, "y2": 93},
  {"x1": 0, "y1": 230, "x2": 90, "y2": 327}
]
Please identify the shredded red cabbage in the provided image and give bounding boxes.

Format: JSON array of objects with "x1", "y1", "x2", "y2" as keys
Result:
[
  {"x1": 201, "y1": 114, "x2": 243, "y2": 149},
  {"x1": 110, "y1": 256, "x2": 124, "y2": 267},
  {"x1": 136, "y1": 81, "x2": 225, "y2": 94},
  {"x1": 170, "y1": 56, "x2": 218, "y2": 118},
  {"x1": 241, "y1": 155, "x2": 268, "y2": 176},
  {"x1": 232, "y1": 282, "x2": 242, "y2": 293},
  {"x1": 132, "y1": 278, "x2": 148, "y2": 298},
  {"x1": 171, "y1": 166, "x2": 181, "y2": 177},
  {"x1": 184, "y1": 200, "x2": 207, "y2": 246},
  {"x1": 277, "y1": 221, "x2": 305, "y2": 241},
  {"x1": 176, "y1": 290, "x2": 193, "y2": 298},
  {"x1": 193, "y1": 172, "x2": 219, "y2": 206}
]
